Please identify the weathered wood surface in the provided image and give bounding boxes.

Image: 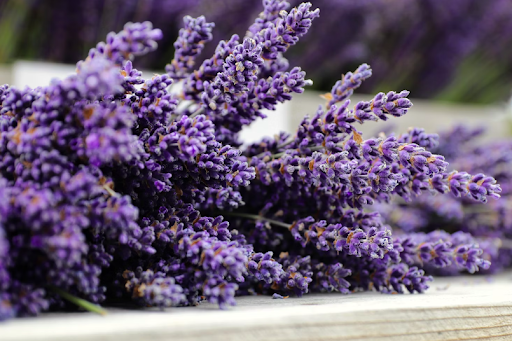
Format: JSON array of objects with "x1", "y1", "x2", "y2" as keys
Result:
[{"x1": 1, "y1": 272, "x2": 511, "y2": 341}]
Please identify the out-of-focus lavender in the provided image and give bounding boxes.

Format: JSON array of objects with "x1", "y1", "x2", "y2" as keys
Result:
[
  {"x1": 1, "y1": 0, "x2": 512, "y2": 103},
  {"x1": 0, "y1": 0, "x2": 253, "y2": 70},
  {"x1": 375, "y1": 125, "x2": 512, "y2": 275},
  {"x1": 291, "y1": 0, "x2": 512, "y2": 104}
]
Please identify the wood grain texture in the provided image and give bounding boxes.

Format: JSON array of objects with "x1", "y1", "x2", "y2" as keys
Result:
[{"x1": 1, "y1": 273, "x2": 511, "y2": 341}]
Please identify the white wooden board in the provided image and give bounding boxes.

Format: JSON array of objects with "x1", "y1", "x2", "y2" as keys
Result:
[{"x1": 1, "y1": 272, "x2": 511, "y2": 341}]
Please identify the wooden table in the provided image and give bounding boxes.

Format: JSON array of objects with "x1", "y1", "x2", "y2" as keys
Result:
[{"x1": 2, "y1": 272, "x2": 511, "y2": 341}]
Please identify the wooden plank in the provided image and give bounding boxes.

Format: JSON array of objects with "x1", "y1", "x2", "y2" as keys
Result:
[{"x1": 1, "y1": 273, "x2": 511, "y2": 341}]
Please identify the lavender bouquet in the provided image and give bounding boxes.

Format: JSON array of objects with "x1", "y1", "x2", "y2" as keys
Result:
[{"x1": 0, "y1": 1, "x2": 502, "y2": 320}]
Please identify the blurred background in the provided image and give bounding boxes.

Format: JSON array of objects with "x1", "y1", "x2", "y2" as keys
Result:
[{"x1": 1, "y1": 0, "x2": 512, "y2": 140}]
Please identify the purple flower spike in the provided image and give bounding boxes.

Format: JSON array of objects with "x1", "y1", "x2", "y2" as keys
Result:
[
  {"x1": 327, "y1": 64, "x2": 372, "y2": 107},
  {"x1": 312, "y1": 262, "x2": 351, "y2": 294},
  {"x1": 166, "y1": 16, "x2": 215, "y2": 79},
  {"x1": 123, "y1": 268, "x2": 186, "y2": 307},
  {"x1": 203, "y1": 276, "x2": 238, "y2": 309},
  {"x1": 248, "y1": 252, "x2": 284, "y2": 284},
  {"x1": 255, "y1": 2, "x2": 319, "y2": 60},
  {"x1": 248, "y1": 0, "x2": 291, "y2": 37},
  {"x1": 83, "y1": 21, "x2": 162, "y2": 66},
  {"x1": 426, "y1": 171, "x2": 501, "y2": 203},
  {"x1": 417, "y1": 241, "x2": 452, "y2": 268},
  {"x1": 398, "y1": 127, "x2": 439, "y2": 150},
  {"x1": 467, "y1": 173, "x2": 502, "y2": 202},
  {"x1": 216, "y1": 38, "x2": 264, "y2": 95},
  {"x1": 454, "y1": 245, "x2": 491, "y2": 274}
]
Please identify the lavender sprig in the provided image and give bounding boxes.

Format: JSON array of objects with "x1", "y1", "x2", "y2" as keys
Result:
[{"x1": 166, "y1": 16, "x2": 215, "y2": 79}]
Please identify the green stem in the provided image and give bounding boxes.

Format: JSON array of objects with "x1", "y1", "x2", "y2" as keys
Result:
[
  {"x1": 221, "y1": 211, "x2": 291, "y2": 229},
  {"x1": 49, "y1": 286, "x2": 107, "y2": 316}
]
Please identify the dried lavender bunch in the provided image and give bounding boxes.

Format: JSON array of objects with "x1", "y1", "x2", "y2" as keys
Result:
[
  {"x1": 0, "y1": 1, "x2": 501, "y2": 320},
  {"x1": 375, "y1": 125, "x2": 512, "y2": 275}
]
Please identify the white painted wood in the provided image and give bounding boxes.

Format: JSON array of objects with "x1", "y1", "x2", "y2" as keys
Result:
[
  {"x1": 239, "y1": 101, "x2": 292, "y2": 145},
  {"x1": 11, "y1": 61, "x2": 76, "y2": 88},
  {"x1": 1, "y1": 273, "x2": 511, "y2": 341}
]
